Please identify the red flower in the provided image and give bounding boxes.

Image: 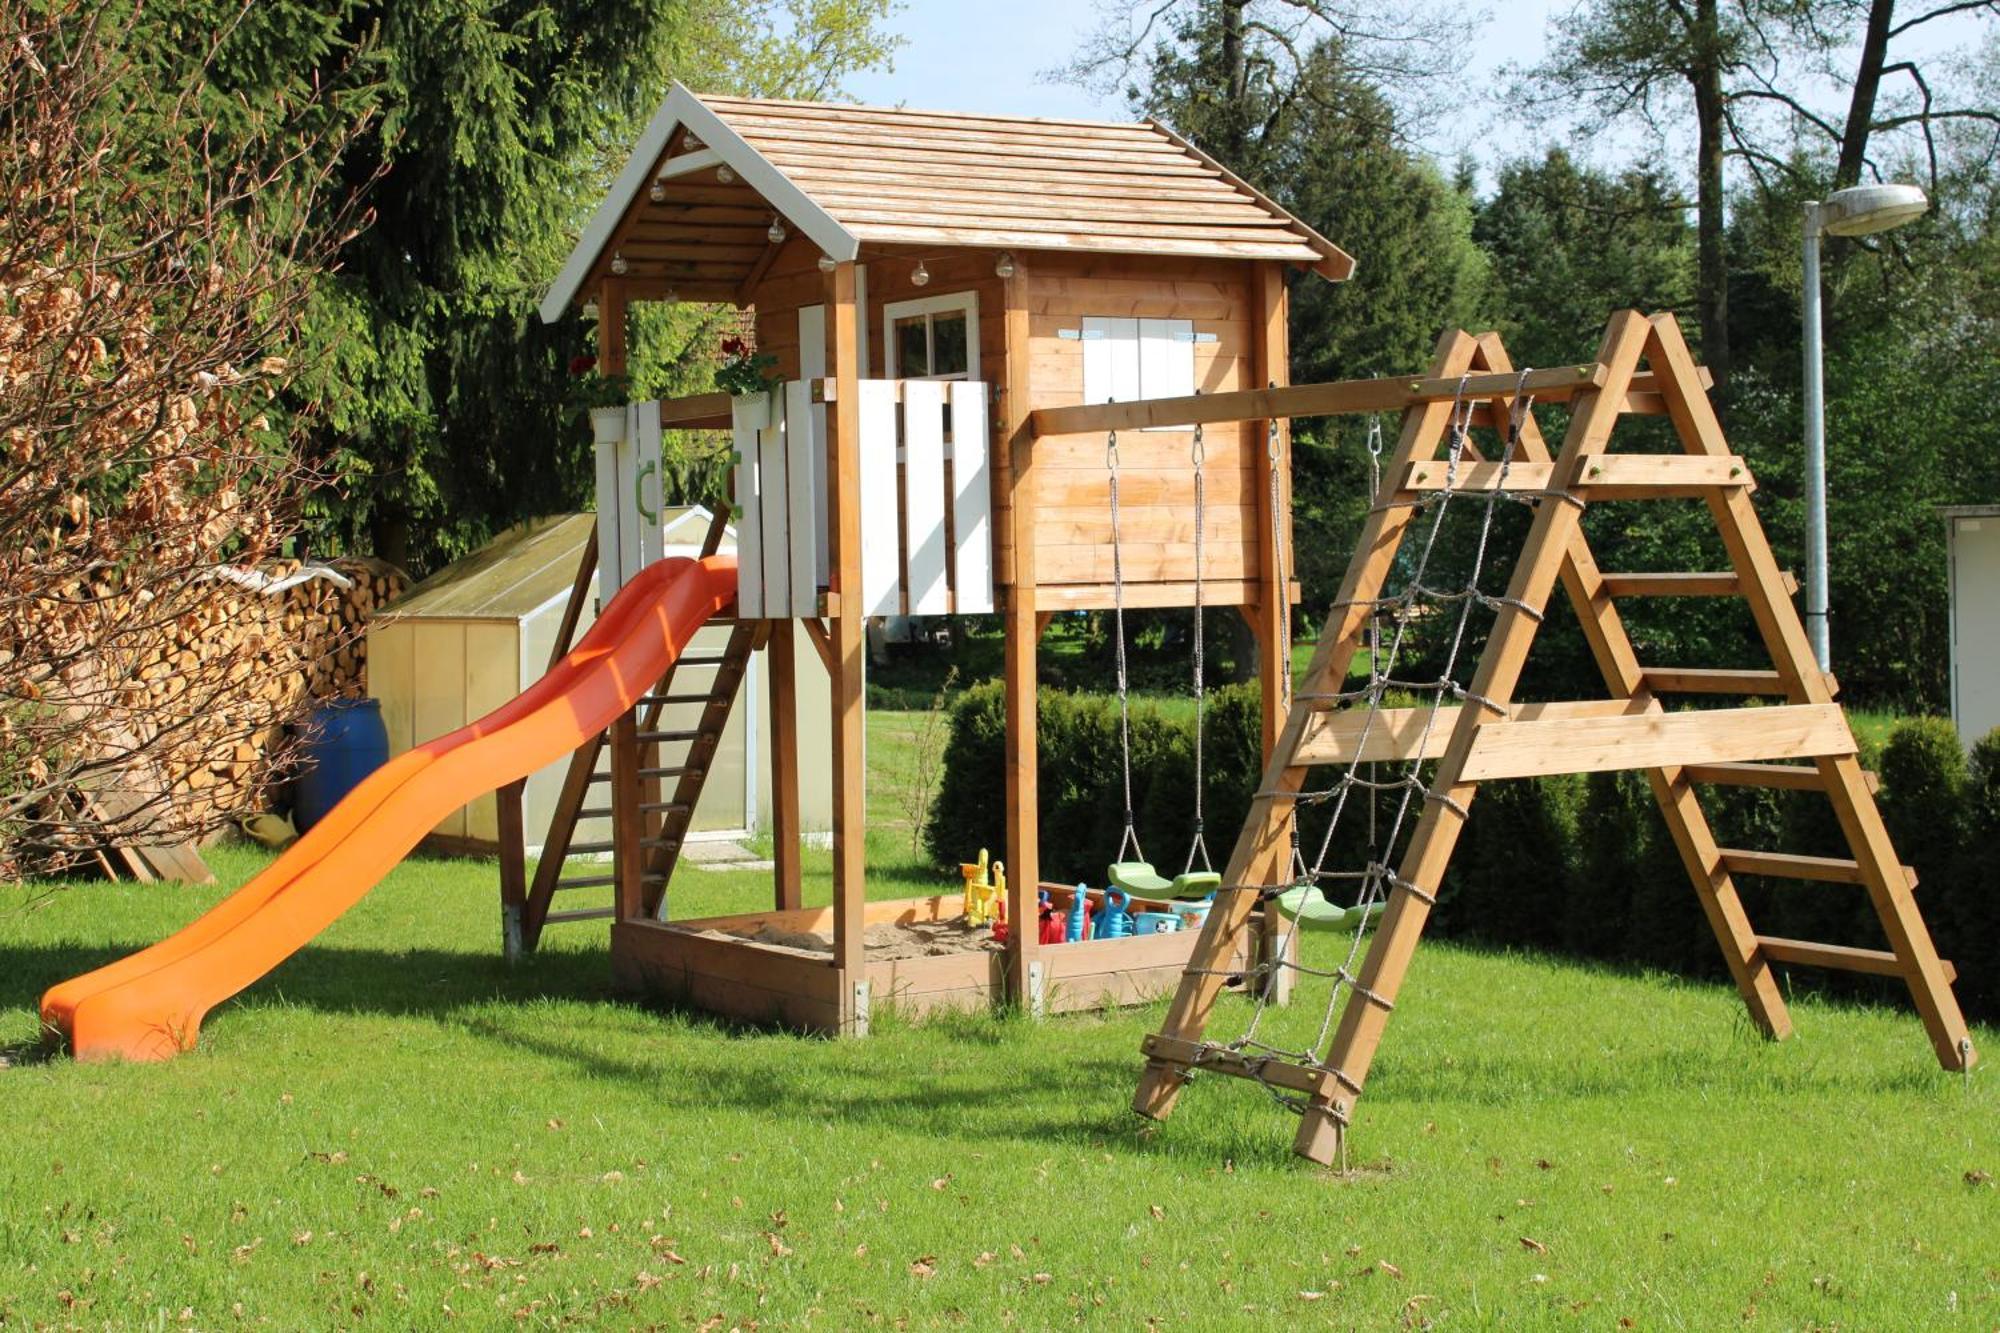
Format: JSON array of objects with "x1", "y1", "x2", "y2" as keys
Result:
[
  {"x1": 568, "y1": 353, "x2": 597, "y2": 377},
  {"x1": 720, "y1": 336, "x2": 746, "y2": 358}
]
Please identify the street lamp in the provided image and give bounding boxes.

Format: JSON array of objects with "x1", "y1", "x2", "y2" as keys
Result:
[{"x1": 1801, "y1": 182, "x2": 1929, "y2": 669}]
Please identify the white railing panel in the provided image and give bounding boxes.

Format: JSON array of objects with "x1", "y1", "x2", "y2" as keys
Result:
[
  {"x1": 731, "y1": 398, "x2": 765, "y2": 618},
  {"x1": 756, "y1": 392, "x2": 791, "y2": 616},
  {"x1": 594, "y1": 431, "x2": 624, "y2": 596},
  {"x1": 857, "y1": 380, "x2": 901, "y2": 617},
  {"x1": 785, "y1": 379, "x2": 818, "y2": 613},
  {"x1": 949, "y1": 380, "x2": 994, "y2": 614},
  {"x1": 902, "y1": 381, "x2": 949, "y2": 617},
  {"x1": 635, "y1": 399, "x2": 664, "y2": 571}
]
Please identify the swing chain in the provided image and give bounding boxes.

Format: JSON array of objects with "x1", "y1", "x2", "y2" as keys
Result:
[
  {"x1": 1186, "y1": 412, "x2": 1212, "y2": 875},
  {"x1": 1107, "y1": 423, "x2": 1144, "y2": 867}
]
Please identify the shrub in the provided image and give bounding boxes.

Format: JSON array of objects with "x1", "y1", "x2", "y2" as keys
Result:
[{"x1": 924, "y1": 691, "x2": 1998, "y2": 1020}]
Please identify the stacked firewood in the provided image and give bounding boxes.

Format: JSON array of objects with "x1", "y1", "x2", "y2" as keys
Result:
[
  {"x1": 142, "y1": 558, "x2": 407, "y2": 832},
  {"x1": 7, "y1": 558, "x2": 407, "y2": 875}
]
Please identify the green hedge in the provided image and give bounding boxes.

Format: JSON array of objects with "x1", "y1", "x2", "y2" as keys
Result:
[{"x1": 925, "y1": 685, "x2": 2000, "y2": 1019}]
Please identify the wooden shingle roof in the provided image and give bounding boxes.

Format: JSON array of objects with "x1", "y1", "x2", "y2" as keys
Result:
[{"x1": 540, "y1": 85, "x2": 1354, "y2": 322}]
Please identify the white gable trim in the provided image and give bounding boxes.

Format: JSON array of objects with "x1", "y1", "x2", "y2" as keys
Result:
[{"x1": 538, "y1": 83, "x2": 860, "y2": 324}]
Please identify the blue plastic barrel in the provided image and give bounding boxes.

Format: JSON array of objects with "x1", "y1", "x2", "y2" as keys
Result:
[{"x1": 292, "y1": 698, "x2": 389, "y2": 832}]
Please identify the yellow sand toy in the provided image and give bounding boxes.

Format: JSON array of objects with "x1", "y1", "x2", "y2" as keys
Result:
[{"x1": 960, "y1": 849, "x2": 1006, "y2": 927}]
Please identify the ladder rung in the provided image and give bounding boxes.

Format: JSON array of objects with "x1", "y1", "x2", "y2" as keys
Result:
[
  {"x1": 1718, "y1": 849, "x2": 1919, "y2": 889},
  {"x1": 1684, "y1": 761, "x2": 1877, "y2": 793},
  {"x1": 556, "y1": 872, "x2": 665, "y2": 891},
  {"x1": 1685, "y1": 761, "x2": 1825, "y2": 790},
  {"x1": 1642, "y1": 668, "x2": 1790, "y2": 695},
  {"x1": 642, "y1": 693, "x2": 728, "y2": 707},
  {"x1": 639, "y1": 765, "x2": 699, "y2": 779},
  {"x1": 543, "y1": 908, "x2": 617, "y2": 924},
  {"x1": 1755, "y1": 935, "x2": 1956, "y2": 984},
  {"x1": 1600, "y1": 572, "x2": 1741, "y2": 597},
  {"x1": 562, "y1": 837, "x2": 678, "y2": 857},
  {"x1": 635, "y1": 729, "x2": 715, "y2": 744},
  {"x1": 672, "y1": 654, "x2": 731, "y2": 667},
  {"x1": 575, "y1": 801, "x2": 691, "y2": 820},
  {"x1": 1600, "y1": 570, "x2": 1800, "y2": 598}
]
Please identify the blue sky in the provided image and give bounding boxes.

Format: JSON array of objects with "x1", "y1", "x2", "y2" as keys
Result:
[{"x1": 844, "y1": 1, "x2": 1995, "y2": 191}]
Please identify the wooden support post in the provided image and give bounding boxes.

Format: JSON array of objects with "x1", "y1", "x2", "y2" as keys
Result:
[
  {"x1": 768, "y1": 618, "x2": 803, "y2": 912},
  {"x1": 826, "y1": 260, "x2": 868, "y2": 1032},
  {"x1": 497, "y1": 779, "x2": 527, "y2": 961},
  {"x1": 1248, "y1": 262, "x2": 1293, "y2": 1008},
  {"x1": 999, "y1": 256, "x2": 1043, "y2": 1014}
]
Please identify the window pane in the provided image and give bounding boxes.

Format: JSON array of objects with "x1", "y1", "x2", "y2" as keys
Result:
[
  {"x1": 895, "y1": 315, "x2": 930, "y2": 378},
  {"x1": 931, "y1": 312, "x2": 969, "y2": 377}
]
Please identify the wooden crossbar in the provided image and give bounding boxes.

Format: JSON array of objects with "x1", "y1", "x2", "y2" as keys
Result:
[
  {"x1": 1458, "y1": 704, "x2": 1853, "y2": 781},
  {"x1": 1133, "y1": 312, "x2": 1976, "y2": 1168},
  {"x1": 1757, "y1": 935, "x2": 1955, "y2": 983},
  {"x1": 1394, "y1": 454, "x2": 1751, "y2": 498},
  {"x1": 1293, "y1": 698, "x2": 1654, "y2": 766}
]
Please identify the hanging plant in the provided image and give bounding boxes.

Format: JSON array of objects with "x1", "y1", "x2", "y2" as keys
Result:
[
  {"x1": 714, "y1": 335, "x2": 780, "y2": 397},
  {"x1": 568, "y1": 353, "x2": 630, "y2": 408}
]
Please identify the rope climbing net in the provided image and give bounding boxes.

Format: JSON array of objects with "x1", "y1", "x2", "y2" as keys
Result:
[{"x1": 1189, "y1": 368, "x2": 1568, "y2": 1126}]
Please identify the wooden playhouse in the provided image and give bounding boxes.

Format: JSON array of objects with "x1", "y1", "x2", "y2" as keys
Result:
[{"x1": 527, "y1": 86, "x2": 1353, "y2": 1030}]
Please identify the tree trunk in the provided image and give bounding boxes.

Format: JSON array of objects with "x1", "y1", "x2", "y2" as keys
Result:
[
  {"x1": 1835, "y1": 0, "x2": 1895, "y2": 190},
  {"x1": 371, "y1": 502, "x2": 411, "y2": 573},
  {"x1": 1219, "y1": 0, "x2": 1250, "y2": 161},
  {"x1": 1691, "y1": 0, "x2": 1732, "y2": 386}
]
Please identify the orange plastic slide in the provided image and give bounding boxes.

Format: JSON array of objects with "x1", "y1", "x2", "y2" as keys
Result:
[{"x1": 41, "y1": 554, "x2": 737, "y2": 1062}]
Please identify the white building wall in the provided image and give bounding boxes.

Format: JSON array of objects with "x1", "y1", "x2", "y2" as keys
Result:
[{"x1": 1948, "y1": 508, "x2": 2000, "y2": 748}]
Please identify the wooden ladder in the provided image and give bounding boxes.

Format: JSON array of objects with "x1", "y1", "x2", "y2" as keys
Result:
[
  {"x1": 504, "y1": 507, "x2": 747, "y2": 955},
  {"x1": 1134, "y1": 312, "x2": 1977, "y2": 1164}
]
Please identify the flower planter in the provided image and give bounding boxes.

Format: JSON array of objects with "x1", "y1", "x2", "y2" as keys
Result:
[
  {"x1": 589, "y1": 405, "x2": 627, "y2": 445},
  {"x1": 732, "y1": 393, "x2": 772, "y2": 431}
]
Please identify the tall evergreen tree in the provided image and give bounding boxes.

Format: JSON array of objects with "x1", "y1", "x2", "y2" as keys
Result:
[{"x1": 139, "y1": 0, "x2": 898, "y2": 573}]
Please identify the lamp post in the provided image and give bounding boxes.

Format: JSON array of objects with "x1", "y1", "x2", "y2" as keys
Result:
[{"x1": 1801, "y1": 182, "x2": 1929, "y2": 670}]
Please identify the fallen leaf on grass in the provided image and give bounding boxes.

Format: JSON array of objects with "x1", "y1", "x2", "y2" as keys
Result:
[
  {"x1": 930, "y1": 1175, "x2": 953, "y2": 1191},
  {"x1": 1520, "y1": 1237, "x2": 1547, "y2": 1255},
  {"x1": 1030, "y1": 1272, "x2": 1052, "y2": 1285},
  {"x1": 292, "y1": 1231, "x2": 312, "y2": 1247},
  {"x1": 766, "y1": 1232, "x2": 792, "y2": 1258},
  {"x1": 974, "y1": 1251, "x2": 996, "y2": 1268},
  {"x1": 1966, "y1": 1169, "x2": 1992, "y2": 1187},
  {"x1": 910, "y1": 1256, "x2": 936, "y2": 1278},
  {"x1": 1377, "y1": 1261, "x2": 1403, "y2": 1278},
  {"x1": 529, "y1": 1242, "x2": 560, "y2": 1256},
  {"x1": 634, "y1": 1270, "x2": 661, "y2": 1292},
  {"x1": 1148, "y1": 1204, "x2": 1164, "y2": 1220},
  {"x1": 1299, "y1": 1290, "x2": 1325, "y2": 1302}
]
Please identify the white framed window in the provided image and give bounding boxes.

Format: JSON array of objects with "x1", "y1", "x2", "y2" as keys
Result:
[
  {"x1": 1081, "y1": 317, "x2": 1196, "y2": 425},
  {"x1": 884, "y1": 290, "x2": 979, "y2": 381}
]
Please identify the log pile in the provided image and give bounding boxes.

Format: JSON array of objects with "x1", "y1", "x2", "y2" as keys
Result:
[{"x1": 10, "y1": 557, "x2": 407, "y2": 876}]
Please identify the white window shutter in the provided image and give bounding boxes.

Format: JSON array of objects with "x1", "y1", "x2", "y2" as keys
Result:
[
  {"x1": 1082, "y1": 316, "x2": 1139, "y2": 406},
  {"x1": 1138, "y1": 318, "x2": 1195, "y2": 402}
]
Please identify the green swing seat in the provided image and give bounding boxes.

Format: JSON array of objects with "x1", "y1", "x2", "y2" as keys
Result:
[
  {"x1": 1107, "y1": 862, "x2": 1222, "y2": 901},
  {"x1": 1272, "y1": 885, "x2": 1388, "y2": 933}
]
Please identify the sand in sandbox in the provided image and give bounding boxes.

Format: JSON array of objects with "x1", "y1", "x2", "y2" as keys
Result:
[{"x1": 700, "y1": 916, "x2": 1004, "y2": 960}]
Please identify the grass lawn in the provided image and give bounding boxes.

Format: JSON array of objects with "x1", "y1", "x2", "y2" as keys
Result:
[{"x1": 3, "y1": 711, "x2": 1996, "y2": 1328}]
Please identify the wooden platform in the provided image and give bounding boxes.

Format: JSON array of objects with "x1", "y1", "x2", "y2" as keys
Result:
[{"x1": 612, "y1": 887, "x2": 1255, "y2": 1033}]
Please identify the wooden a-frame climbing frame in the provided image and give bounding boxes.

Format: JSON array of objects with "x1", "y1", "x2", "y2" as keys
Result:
[{"x1": 1134, "y1": 311, "x2": 1978, "y2": 1165}]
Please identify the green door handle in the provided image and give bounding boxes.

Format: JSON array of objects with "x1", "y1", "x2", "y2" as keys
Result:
[{"x1": 633, "y1": 458, "x2": 658, "y2": 523}]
